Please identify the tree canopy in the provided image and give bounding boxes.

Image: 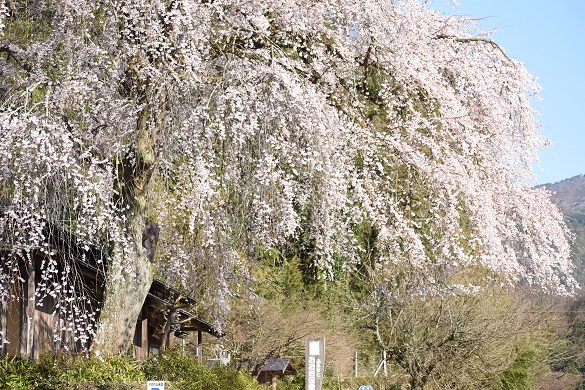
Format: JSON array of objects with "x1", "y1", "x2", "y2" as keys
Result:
[{"x1": 0, "y1": 0, "x2": 575, "y2": 354}]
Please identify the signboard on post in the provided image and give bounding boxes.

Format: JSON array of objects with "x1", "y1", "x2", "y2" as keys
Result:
[
  {"x1": 147, "y1": 380, "x2": 165, "y2": 390},
  {"x1": 305, "y1": 337, "x2": 325, "y2": 390}
]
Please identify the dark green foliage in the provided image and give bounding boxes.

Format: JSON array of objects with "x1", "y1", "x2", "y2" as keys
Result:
[
  {"x1": 0, "y1": 355, "x2": 33, "y2": 390},
  {"x1": 494, "y1": 348, "x2": 538, "y2": 390},
  {"x1": 0, "y1": 350, "x2": 260, "y2": 390},
  {"x1": 254, "y1": 248, "x2": 306, "y2": 302},
  {"x1": 0, "y1": 353, "x2": 144, "y2": 389},
  {"x1": 142, "y1": 349, "x2": 261, "y2": 390}
]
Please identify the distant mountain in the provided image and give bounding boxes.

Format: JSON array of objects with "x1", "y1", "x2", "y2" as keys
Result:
[{"x1": 544, "y1": 175, "x2": 585, "y2": 287}]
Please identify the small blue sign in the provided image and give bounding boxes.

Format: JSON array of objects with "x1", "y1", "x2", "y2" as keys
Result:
[{"x1": 358, "y1": 386, "x2": 374, "y2": 390}]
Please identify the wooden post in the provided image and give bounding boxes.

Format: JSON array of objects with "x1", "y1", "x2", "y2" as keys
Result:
[
  {"x1": 271, "y1": 375, "x2": 277, "y2": 390},
  {"x1": 20, "y1": 260, "x2": 36, "y2": 359},
  {"x1": 18, "y1": 295, "x2": 25, "y2": 357},
  {"x1": 27, "y1": 260, "x2": 36, "y2": 359},
  {"x1": 133, "y1": 316, "x2": 149, "y2": 360},
  {"x1": 141, "y1": 318, "x2": 148, "y2": 356},
  {"x1": 0, "y1": 296, "x2": 6, "y2": 356},
  {"x1": 197, "y1": 331, "x2": 203, "y2": 363}
]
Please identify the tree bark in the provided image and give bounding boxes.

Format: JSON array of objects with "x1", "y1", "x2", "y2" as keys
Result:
[
  {"x1": 92, "y1": 218, "x2": 154, "y2": 356},
  {"x1": 93, "y1": 105, "x2": 157, "y2": 356},
  {"x1": 159, "y1": 306, "x2": 177, "y2": 352}
]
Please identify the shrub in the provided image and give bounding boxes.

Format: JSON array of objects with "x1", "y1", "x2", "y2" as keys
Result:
[
  {"x1": 142, "y1": 349, "x2": 261, "y2": 390},
  {"x1": 0, "y1": 350, "x2": 260, "y2": 390},
  {"x1": 495, "y1": 348, "x2": 539, "y2": 390},
  {"x1": 0, "y1": 353, "x2": 145, "y2": 389},
  {"x1": 0, "y1": 349, "x2": 260, "y2": 389},
  {"x1": 0, "y1": 355, "x2": 34, "y2": 390}
]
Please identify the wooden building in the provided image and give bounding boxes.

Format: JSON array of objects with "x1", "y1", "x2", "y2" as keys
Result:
[
  {"x1": 237, "y1": 358, "x2": 297, "y2": 389},
  {"x1": 134, "y1": 279, "x2": 225, "y2": 360},
  {"x1": 0, "y1": 224, "x2": 223, "y2": 360},
  {"x1": 256, "y1": 358, "x2": 297, "y2": 388}
]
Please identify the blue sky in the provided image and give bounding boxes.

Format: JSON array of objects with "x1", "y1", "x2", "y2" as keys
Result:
[{"x1": 428, "y1": 0, "x2": 585, "y2": 184}]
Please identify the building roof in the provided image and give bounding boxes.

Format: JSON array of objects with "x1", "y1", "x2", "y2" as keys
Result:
[
  {"x1": 260, "y1": 358, "x2": 296, "y2": 375},
  {"x1": 238, "y1": 358, "x2": 297, "y2": 376},
  {"x1": 145, "y1": 279, "x2": 225, "y2": 338}
]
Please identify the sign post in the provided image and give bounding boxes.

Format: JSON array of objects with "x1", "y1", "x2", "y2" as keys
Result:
[{"x1": 305, "y1": 337, "x2": 325, "y2": 390}]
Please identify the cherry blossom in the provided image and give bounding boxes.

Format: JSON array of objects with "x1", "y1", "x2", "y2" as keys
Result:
[{"x1": 0, "y1": 0, "x2": 574, "y2": 352}]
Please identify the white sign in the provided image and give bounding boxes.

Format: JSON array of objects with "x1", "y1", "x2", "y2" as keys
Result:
[
  {"x1": 147, "y1": 380, "x2": 165, "y2": 390},
  {"x1": 306, "y1": 337, "x2": 325, "y2": 390},
  {"x1": 309, "y1": 340, "x2": 320, "y2": 355}
]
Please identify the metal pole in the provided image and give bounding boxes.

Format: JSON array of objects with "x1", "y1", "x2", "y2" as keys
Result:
[
  {"x1": 383, "y1": 350, "x2": 387, "y2": 376},
  {"x1": 373, "y1": 350, "x2": 387, "y2": 377}
]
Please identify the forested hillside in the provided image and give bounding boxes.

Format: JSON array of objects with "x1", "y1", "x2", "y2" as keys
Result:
[{"x1": 546, "y1": 175, "x2": 585, "y2": 285}]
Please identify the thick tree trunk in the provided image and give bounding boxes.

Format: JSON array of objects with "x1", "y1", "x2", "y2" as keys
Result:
[
  {"x1": 93, "y1": 105, "x2": 157, "y2": 356},
  {"x1": 93, "y1": 219, "x2": 154, "y2": 356}
]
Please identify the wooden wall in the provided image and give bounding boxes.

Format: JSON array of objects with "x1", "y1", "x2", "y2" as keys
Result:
[
  {"x1": 2, "y1": 299, "x2": 21, "y2": 356},
  {"x1": 0, "y1": 254, "x2": 198, "y2": 361}
]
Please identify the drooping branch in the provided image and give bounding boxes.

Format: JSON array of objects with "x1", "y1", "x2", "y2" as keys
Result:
[
  {"x1": 157, "y1": 292, "x2": 195, "y2": 351},
  {"x1": 0, "y1": 41, "x2": 32, "y2": 72},
  {"x1": 433, "y1": 34, "x2": 513, "y2": 62}
]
